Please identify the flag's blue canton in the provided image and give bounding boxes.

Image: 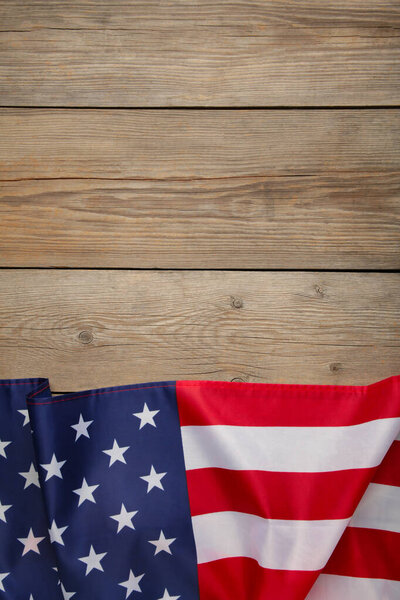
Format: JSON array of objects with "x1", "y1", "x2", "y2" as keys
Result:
[
  {"x1": 0, "y1": 379, "x2": 63, "y2": 599},
  {"x1": 27, "y1": 380, "x2": 200, "y2": 600}
]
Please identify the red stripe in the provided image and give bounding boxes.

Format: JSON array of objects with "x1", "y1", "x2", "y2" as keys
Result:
[
  {"x1": 322, "y1": 527, "x2": 400, "y2": 581},
  {"x1": 176, "y1": 376, "x2": 400, "y2": 426},
  {"x1": 187, "y1": 467, "x2": 375, "y2": 520},
  {"x1": 372, "y1": 440, "x2": 400, "y2": 487},
  {"x1": 197, "y1": 557, "x2": 316, "y2": 600}
]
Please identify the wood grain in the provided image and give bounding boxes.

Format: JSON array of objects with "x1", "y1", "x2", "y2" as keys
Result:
[
  {"x1": 0, "y1": 269, "x2": 398, "y2": 389},
  {"x1": 0, "y1": 1, "x2": 399, "y2": 107},
  {"x1": 1, "y1": 174, "x2": 399, "y2": 269},
  {"x1": 2, "y1": 109, "x2": 398, "y2": 180},
  {"x1": 0, "y1": 109, "x2": 398, "y2": 269},
  {"x1": 1, "y1": 4, "x2": 399, "y2": 392}
]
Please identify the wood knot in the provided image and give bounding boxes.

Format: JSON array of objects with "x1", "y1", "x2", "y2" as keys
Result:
[
  {"x1": 314, "y1": 284, "x2": 325, "y2": 297},
  {"x1": 78, "y1": 330, "x2": 93, "y2": 344},
  {"x1": 231, "y1": 296, "x2": 243, "y2": 309},
  {"x1": 329, "y1": 362, "x2": 343, "y2": 373}
]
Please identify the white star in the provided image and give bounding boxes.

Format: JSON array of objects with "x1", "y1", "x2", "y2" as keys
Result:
[
  {"x1": 17, "y1": 527, "x2": 45, "y2": 556},
  {"x1": 60, "y1": 583, "x2": 76, "y2": 600},
  {"x1": 110, "y1": 503, "x2": 138, "y2": 533},
  {"x1": 71, "y1": 414, "x2": 93, "y2": 441},
  {"x1": 133, "y1": 403, "x2": 160, "y2": 429},
  {"x1": 0, "y1": 572, "x2": 9, "y2": 592},
  {"x1": 0, "y1": 439, "x2": 11, "y2": 458},
  {"x1": 158, "y1": 590, "x2": 180, "y2": 600},
  {"x1": 78, "y1": 545, "x2": 107, "y2": 575},
  {"x1": 48, "y1": 519, "x2": 68, "y2": 545},
  {"x1": 18, "y1": 409, "x2": 30, "y2": 426},
  {"x1": 140, "y1": 465, "x2": 166, "y2": 493},
  {"x1": 19, "y1": 463, "x2": 40, "y2": 489},
  {"x1": 0, "y1": 500, "x2": 12, "y2": 523},
  {"x1": 148, "y1": 530, "x2": 176, "y2": 555},
  {"x1": 119, "y1": 570, "x2": 145, "y2": 598},
  {"x1": 102, "y1": 439, "x2": 129, "y2": 467},
  {"x1": 73, "y1": 478, "x2": 99, "y2": 506},
  {"x1": 40, "y1": 454, "x2": 66, "y2": 481}
]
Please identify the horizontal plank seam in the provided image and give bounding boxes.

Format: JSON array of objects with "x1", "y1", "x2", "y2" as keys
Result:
[
  {"x1": 0, "y1": 267, "x2": 399, "y2": 273},
  {"x1": 1, "y1": 175, "x2": 316, "y2": 182},
  {"x1": 1, "y1": 171, "x2": 399, "y2": 183},
  {"x1": 0, "y1": 106, "x2": 399, "y2": 110},
  {"x1": 2, "y1": 25, "x2": 398, "y2": 32}
]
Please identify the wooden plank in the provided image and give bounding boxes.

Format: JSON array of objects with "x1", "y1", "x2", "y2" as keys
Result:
[
  {"x1": 0, "y1": 269, "x2": 398, "y2": 389},
  {"x1": 0, "y1": 109, "x2": 399, "y2": 269},
  {"x1": 2, "y1": 109, "x2": 398, "y2": 180},
  {"x1": 1, "y1": 174, "x2": 399, "y2": 269},
  {"x1": 0, "y1": 1, "x2": 399, "y2": 107}
]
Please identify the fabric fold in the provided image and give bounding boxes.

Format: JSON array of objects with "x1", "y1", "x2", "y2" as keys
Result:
[
  {"x1": 175, "y1": 376, "x2": 400, "y2": 599},
  {"x1": 26, "y1": 380, "x2": 199, "y2": 600},
  {"x1": 0, "y1": 374, "x2": 399, "y2": 599},
  {"x1": 0, "y1": 378, "x2": 63, "y2": 599}
]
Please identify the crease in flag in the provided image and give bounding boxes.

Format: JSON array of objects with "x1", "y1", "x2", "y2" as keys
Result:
[{"x1": 0, "y1": 374, "x2": 399, "y2": 599}]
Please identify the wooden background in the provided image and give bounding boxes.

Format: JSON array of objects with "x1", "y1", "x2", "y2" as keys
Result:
[{"x1": 0, "y1": 1, "x2": 399, "y2": 391}]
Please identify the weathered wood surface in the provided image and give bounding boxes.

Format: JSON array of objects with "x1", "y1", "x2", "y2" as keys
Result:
[
  {"x1": 0, "y1": 109, "x2": 399, "y2": 269},
  {"x1": 0, "y1": 1, "x2": 399, "y2": 107},
  {"x1": 0, "y1": 270, "x2": 398, "y2": 389},
  {"x1": 1, "y1": 3, "x2": 399, "y2": 390},
  {"x1": 2, "y1": 109, "x2": 398, "y2": 180},
  {"x1": 1, "y1": 174, "x2": 399, "y2": 270}
]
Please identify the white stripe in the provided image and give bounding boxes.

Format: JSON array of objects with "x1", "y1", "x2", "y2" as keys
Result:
[
  {"x1": 181, "y1": 418, "x2": 400, "y2": 472},
  {"x1": 350, "y1": 482, "x2": 400, "y2": 533},
  {"x1": 306, "y1": 574, "x2": 400, "y2": 600},
  {"x1": 192, "y1": 511, "x2": 350, "y2": 571}
]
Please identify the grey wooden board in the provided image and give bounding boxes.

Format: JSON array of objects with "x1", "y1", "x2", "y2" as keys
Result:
[
  {"x1": 2, "y1": 109, "x2": 398, "y2": 180},
  {"x1": 0, "y1": 269, "x2": 398, "y2": 389},
  {"x1": 1, "y1": 175, "x2": 399, "y2": 269},
  {"x1": 0, "y1": 1, "x2": 399, "y2": 106},
  {"x1": 0, "y1": 109, "x2": 399, "y2": 269}
]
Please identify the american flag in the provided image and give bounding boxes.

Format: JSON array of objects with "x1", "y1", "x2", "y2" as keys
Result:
[{"x1": 0, "y1": 374, "x2": 399, "y2": 599}]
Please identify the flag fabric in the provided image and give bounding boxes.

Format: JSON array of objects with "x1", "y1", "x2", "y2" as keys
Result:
[
  {"x1": 0, "y1": 379, "x2": 63, "y2": 599},
  {"x1": 0, "y1": 375, "x2": 399, "y2": 600}
]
